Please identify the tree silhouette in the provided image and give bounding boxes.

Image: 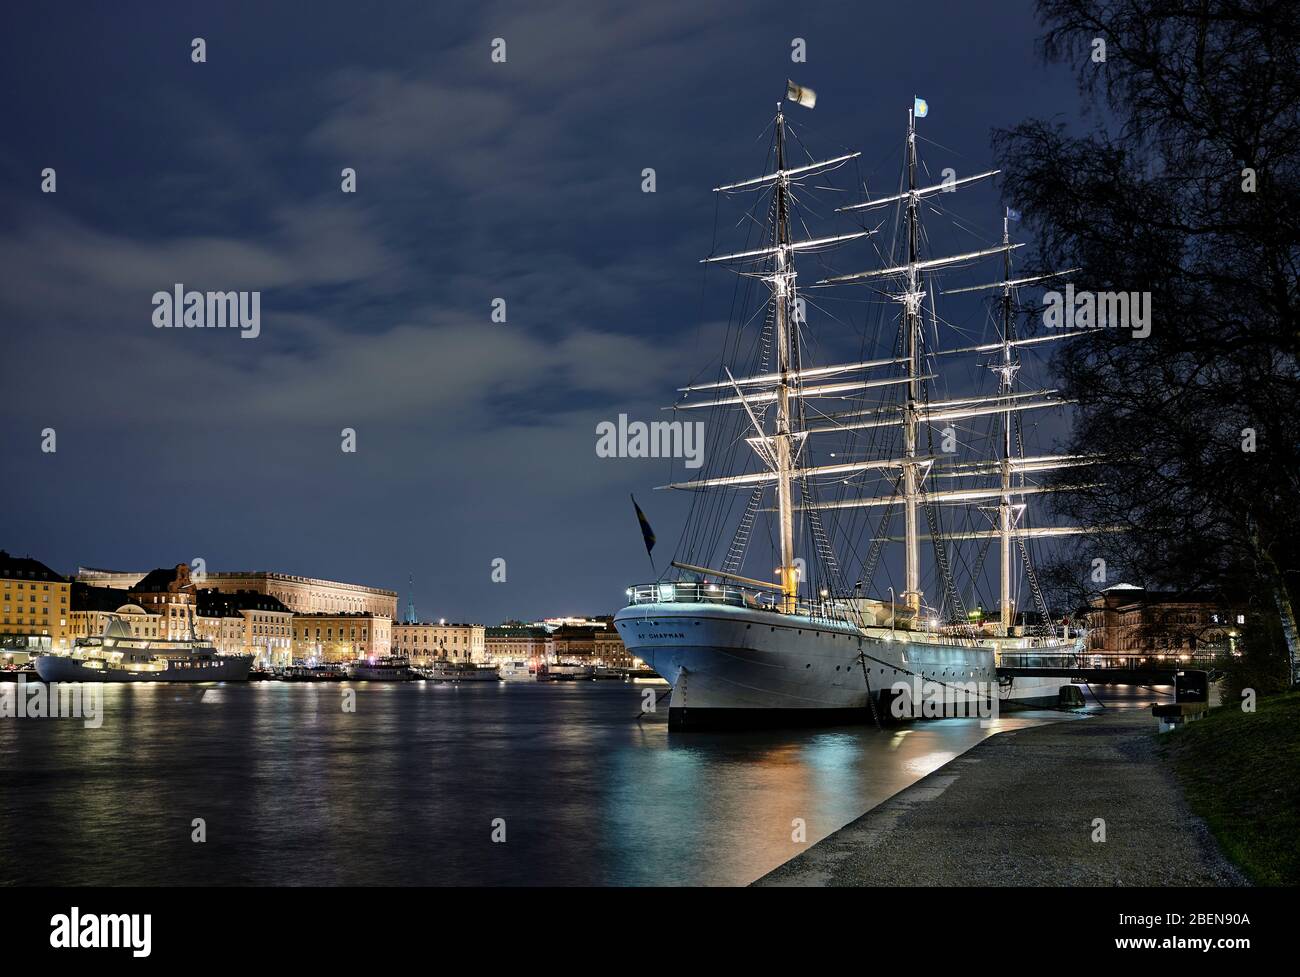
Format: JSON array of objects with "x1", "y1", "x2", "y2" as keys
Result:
[{"x1": 994, "y1": 0, "x2": 1299, "y2": 684}]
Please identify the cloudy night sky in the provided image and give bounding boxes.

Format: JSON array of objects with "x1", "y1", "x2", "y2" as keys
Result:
[{"x1": 0, "y1": 1, "x2": 1083, "y2": 622}]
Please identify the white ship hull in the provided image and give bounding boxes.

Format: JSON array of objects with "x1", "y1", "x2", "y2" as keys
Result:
[
  {"x1": 35, "y1": 653, "x2": 253, "y2": 683},
  {"x1": 614, "y1": 602, "x2": 1075, "y2": 730}
]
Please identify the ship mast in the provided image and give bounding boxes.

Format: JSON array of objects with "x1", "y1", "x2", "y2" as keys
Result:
[
  {"x1": 676, "y1": 94, "x2": 866, "y2": 608},
  {"x1": 901, "y1": 108, "x2": 924, "y2": 611},
  {"x1": 819, "y1": 102, "x2": 1094, "y2": 628},
  {"x1": 770, "y1": 105, "x2": 801, "y2": 610},
  {"x1": 997, "y1": 210, "x2": 1019, "y2": 633}
]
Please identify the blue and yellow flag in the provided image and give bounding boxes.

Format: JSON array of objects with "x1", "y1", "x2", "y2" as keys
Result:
[
  {"x1": 913, "y1": 96, "x2": 929, "y2": 119},
  {"x1": 631, "y1": 494, "x2": 656, "y2": 555}
]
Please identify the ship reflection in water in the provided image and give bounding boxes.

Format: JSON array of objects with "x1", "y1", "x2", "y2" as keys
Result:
[{"x1": 0, "y1": 683, "x2": 1095, "y2": 886}]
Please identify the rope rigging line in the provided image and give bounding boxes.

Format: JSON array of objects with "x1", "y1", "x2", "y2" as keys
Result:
[{"x1": 721, "y1": 485, "x2": 766, "y2": 576}]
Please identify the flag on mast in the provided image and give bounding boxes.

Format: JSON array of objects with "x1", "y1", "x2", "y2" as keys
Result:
[
  {"x1": 631, "y1": 495, "x2": 656, "y2": 557},
  {"x1": 786, "y1": 79, "x2": 817, "y2": 109},
  {"x1": 1007, "y1": 207, "x2": 1022, "y2": 222},
  {"x1": 913, "y1": 96, "x2": 929, "y2": 118}
]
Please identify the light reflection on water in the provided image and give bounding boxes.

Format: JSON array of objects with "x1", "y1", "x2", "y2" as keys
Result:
[{"x1": 0, "y1": 682, "x2": 1103, "y2": 886}]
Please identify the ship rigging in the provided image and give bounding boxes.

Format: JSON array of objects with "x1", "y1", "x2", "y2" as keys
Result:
[
  {"x1": 665, "y1": 89, "x2": 1100, "y2": 633},
  {"x1": 615, "y1": 84, "x2": 1103, "y2": 729}
]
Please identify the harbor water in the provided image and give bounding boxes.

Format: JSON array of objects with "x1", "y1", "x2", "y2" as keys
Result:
[{"x1": 0, "y1": 681, "x2": 1114, "y2": 886}]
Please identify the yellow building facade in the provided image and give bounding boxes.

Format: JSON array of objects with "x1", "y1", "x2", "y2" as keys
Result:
[
  {"x1": 484, "y1": 626, "x2": 554, "y2": 664},
  {"x1": 391, "y1": 622, "x2": 486, "y2": 663},
  {"x1": 293, "y1": 612, "x2": 391, "y2": 662},
  {"x1": 1, "y1": 551, "x2": 71, "y2": 660}
]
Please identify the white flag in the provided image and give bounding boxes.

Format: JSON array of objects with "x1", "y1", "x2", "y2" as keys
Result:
[{"x1": 786, "y1": 80, "x2": 816, "y2": 109}]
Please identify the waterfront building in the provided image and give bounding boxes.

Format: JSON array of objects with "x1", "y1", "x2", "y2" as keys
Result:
[
  {"x1": 78, "y1": 567, "x2": 397, "y2": 619},
  {"x1": 0, "y1": 551, "x2": 71, "y2": 660},
  {"x1": 594, "y1": 623, "x2": 637, "y2": 669},
  {"x1": 484, "y1": 624, "x2": 553, "y2": 665},
  {"x1": 549, "y1": 617, "x2": 636, "y2": 667},
  {"x1": 69, "y1": 582, "x2": 162, "y2": 641},
  {"x1": 127, "y1": 565, "x2": 199, "y2": 641},
  {"x1": 391, "y1": 621, "x2": 486, "y2": 663},
  {"x1": 196, "y1": 589, "x2": 293, "y2": 666},
  {"x1": 193, "y1": 597, "x2": 245, "y2": 656},
  {"x1": 1084, "y1": 584, "x2": 1248, "y2": 665},
  {"x1": 236, "y1": 593, "x2": 294, "y2": 667},
  {"x1": 292, "y1": 612, "x2": 391, "y2": 662},
  {"x1": 551, "y1": 623, "x2": 596, "y2": 662}
]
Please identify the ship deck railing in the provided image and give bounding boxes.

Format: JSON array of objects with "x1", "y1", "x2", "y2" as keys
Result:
[
  {"x1": 999, "y1": 650, "x2": 1232, "y2": 671},
  {"x1": 625, "y1": 582, "x2": 852, "y2": 623}
]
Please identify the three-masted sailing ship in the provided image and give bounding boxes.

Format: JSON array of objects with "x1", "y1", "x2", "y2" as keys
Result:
[{"x1": 614, "y1": 84, "x2": 1102, "y2": 730}]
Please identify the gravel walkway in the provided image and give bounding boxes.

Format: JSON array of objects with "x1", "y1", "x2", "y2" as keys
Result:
[{"x1": 754, "y1": 708, "x2": 1248, "y2": 887}]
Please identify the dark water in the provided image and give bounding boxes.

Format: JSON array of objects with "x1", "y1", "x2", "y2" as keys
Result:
[{"x1": 0, "y1": 681, "x2": 1095, "y2": 886}]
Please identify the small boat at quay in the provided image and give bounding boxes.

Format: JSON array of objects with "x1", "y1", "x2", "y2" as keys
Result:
[
  {"x1": 347, "y1": 657, "x2": 419, "y2": 681},
  {"x1": 499, "y1": 660, "x2": 536, "y2": 682},
  {"x1": 280, "y1": 664, "x2": 348, "y2": 682},
  {"x1": 536, "y1": 663, "x2": 595, "y2": 682},
  {"x1": 34, "y1": 616, "x2": 252, "y2": 683},
  {"x1": 420, "y1": 661, "x2": 500, "y2": 682}
]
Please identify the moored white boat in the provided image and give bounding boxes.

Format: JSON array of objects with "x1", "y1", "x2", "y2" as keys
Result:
[
  {"x1": 280, "y1": 664, "x2": 348, "y2": 681},
  {"x1": 536, "y1": 663, "x2": 594, "y2": 681},
  {"x1": 34, "y1": 617, "x2": 252, "y2": 683},
  {"x1": 421, "y1": 661, "x2": 500, "y2": 682},
  {"x1": 499, "y1": 660, "x2": 535, "y2": 682},
  {"x1": 348, "y1": 657, "x2": 419, "y2": 681}
]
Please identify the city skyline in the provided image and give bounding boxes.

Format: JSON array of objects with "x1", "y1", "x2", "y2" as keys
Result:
[{"x1": 14, "y1": 551, "x2": 620, "y2": 625}]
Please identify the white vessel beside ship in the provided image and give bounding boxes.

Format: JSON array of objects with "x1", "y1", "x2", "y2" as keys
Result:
[
  {"x1": 348, "y1": 657, "x2": 419, "y2": 681},
  {"x1": 499, "y1": 660, "x2": 535, "y2": 681},
  {"x1": 537, "y1": 662, "x2": 595, "y2": 681},
  {"x1": 616, "y1": 86, "x2": 1101, "y2": 729},
  {"x1": 421, "y1": 661, "x2": 501, "y2": 682},
  {"x1": 35, "y1": 616, "x2": 253, "y2": 683}
]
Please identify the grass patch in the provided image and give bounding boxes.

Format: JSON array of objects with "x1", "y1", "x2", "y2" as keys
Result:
[{"x1": 1159, "y1": 692, "x2": 1300, "y2": 886}]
